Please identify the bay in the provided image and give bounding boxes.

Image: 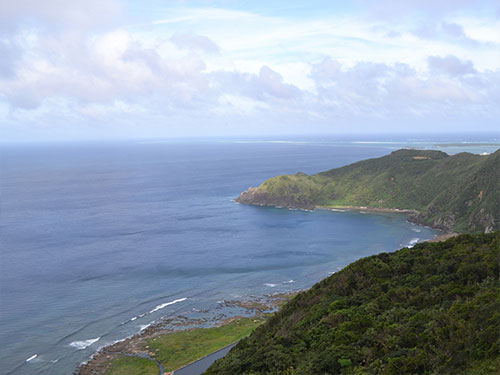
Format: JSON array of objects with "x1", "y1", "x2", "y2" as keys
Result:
[{"x1": 1, "y1": 135, "x2": 495, "y2": 374}]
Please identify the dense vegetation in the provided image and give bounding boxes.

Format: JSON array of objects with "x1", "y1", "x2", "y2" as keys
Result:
[
  {"x1": 236, "y1": 149, "x2": 499, "y2": 233},
  {"x1": 205, "y1": 233, "x2": 499, "y2": 375}
]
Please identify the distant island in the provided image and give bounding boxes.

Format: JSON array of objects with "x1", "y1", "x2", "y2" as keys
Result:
[{"x1": 236, "y1": 149, "x2": 499, "y2": 233}]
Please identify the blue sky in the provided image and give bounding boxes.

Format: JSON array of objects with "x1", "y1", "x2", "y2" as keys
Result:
[{"x1": 1, "y1": 0, "x2": 499, "y2": 141}]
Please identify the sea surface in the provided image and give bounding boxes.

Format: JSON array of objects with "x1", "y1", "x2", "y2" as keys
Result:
[{"x1": 1, "y1": 134, "x2": 498, "y2": 374}]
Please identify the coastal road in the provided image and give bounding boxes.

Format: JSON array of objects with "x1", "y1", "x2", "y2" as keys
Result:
[{"x1": 174, "y1": 342, "x2": 238, "y2": 375}]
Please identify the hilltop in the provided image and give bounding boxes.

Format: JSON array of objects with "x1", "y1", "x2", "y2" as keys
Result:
[
  {"x1": 236, "y1": 149, "x2": 499, "y2": 233},
  {"x1": 205, "y1": 233, "x2": 499, "y2": 375}
]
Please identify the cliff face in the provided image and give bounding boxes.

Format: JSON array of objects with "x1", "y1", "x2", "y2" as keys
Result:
[
  {"x1": 236, "y1": 149, "x2": 500, "y2": 233},
  {"x1": 236, "y1": 187, "x2": 315, "y2": 210}
]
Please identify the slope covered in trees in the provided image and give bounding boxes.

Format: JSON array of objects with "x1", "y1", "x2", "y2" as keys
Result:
[
  {"x1": 205, "y1": 233, "x2": 499, "y2": 375},
  {"x1": 236, "y1": 149, "x2": 499, "y2": 233}
]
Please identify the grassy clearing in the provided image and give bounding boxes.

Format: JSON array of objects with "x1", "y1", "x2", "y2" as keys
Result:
[
  {"x1": 146, "y1": 317, "x2": 265, "y2": 372},
  {"x1": 107, "y1": 356, "x2": 159, "y2": 375},
  {"x1": 102, "y1": 317, "x2": 265, "y2": 374}
]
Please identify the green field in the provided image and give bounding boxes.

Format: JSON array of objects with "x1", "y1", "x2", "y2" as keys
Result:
[
  {"x1": 108, "y1": 356, "x2": 159, "y2": 375},
  {"x1": 105, "y1": 317, "x2": 266, "y2": 375},
  {"x1": 147, "y1": 317, "x2": 265, "y2": 372}
]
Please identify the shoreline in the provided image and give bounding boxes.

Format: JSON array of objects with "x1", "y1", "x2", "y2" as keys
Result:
[
  {"x1": 317, "y1": 204, "x2": 419, "y2": 215},
  {"x1": 246, "y1": 199, "x2": 451, "y2": 235},
  {"x1": 76, "y1": 206, "x2": 451, "y2": 374},
  {"x1": 76, "y1": 292, "x2": 298, "y2": 375},
  {"x1": 317, "y1": 205, "x2": 456, "y2": 238},
  {"x1": 319, "y1": 204, "x2": 458, "y2": 241},
  {"x1": 318, "y1": 205, "x2": 457, "y2": 235}
]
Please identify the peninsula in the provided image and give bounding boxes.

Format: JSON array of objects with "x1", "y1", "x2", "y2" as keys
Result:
[{"x1": 236, "y1": 149, "x2": 499, "y2": 233}]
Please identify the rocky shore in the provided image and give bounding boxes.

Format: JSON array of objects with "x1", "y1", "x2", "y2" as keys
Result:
[
  {"x1": 235, "y1": 187, "x2": 315, "y2": 210},
  {"x1": 76, "y1": 292, "x2": 298, "y2": 375}
]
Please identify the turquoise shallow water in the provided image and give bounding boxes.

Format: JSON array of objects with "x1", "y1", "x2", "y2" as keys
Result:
[{"x1": 1, "y1": 135, "x2": 497, "y2": 374}]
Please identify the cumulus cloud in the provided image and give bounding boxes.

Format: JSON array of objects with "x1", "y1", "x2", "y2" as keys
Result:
[
  {"x1": 427, "y1": 55, "x2": 476, "y2": 76},
  {"x1": 412, "y1": 21, "x2": 481, "y2": 46},
  {"x1": 0, "y1": 0, "x2": 122, "y2": 33},
  {"x1": 0, "y1": 40, "x2": 20, "y2": 78},
  {"x1": 256, "y1": 66, "x2": 300, "y2": 99},
  {"x1": 1, "y1": 42, "x2": 497, "y2": 127},
  {"x1": 0, "y1": 27, "x2": 213, "y2": 111},
  {"x1": 307, "y1": 56, "x2": 497, "y2": 121},
  {"x1": 441, "y1": 22, "x2": 466, "y2": 38},
  {"x1": 0, "y1": 1, "x2": 499, "y2": 139},
  {"x1": 170, "y1": 33, "x2": 220, "y2": 54}
]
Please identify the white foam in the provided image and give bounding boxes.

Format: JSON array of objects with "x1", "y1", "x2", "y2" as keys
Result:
[
  {"x1": 26, "y1": 354, "x2": 37, "y2": 362},
  {"x1": 411, "y1": 228, "x2": 421, "y2": 232},
  {"x1": 130, "y1": 317, "x2": 137, "y2": 321},
  {"x1": 149, "y1": 297, "x2": 187, "y2": 314},
  {"x1": 351, "y1": 141, "x2": 398, "y2": 144},
  {"x1": 139, "y1": 324, "x2": 151, "y2": 331},
  {"x1": 407, "y1": 238, "x2": 419, "y2": 248},
  {"x1": 283, "y1": 280, "x2": 294, "y2": 284},
  {"x1": 69, "y1": 337, "x2": 101, "y2": 350},
  {"x1": 264, "y1": 283, "x2": 277, "y2": 287},
  {"x1": 233, "y1": 140, "x2": 309, "y2": 144}
]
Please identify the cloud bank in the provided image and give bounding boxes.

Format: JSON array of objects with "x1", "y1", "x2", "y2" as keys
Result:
[{"x1": 0, "y1": 0, "x2": 498, "y2": 140}]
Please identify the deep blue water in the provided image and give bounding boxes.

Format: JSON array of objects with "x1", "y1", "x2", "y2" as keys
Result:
[{"x1": 1, "y1": 136, "x2": 498, "y2": 374}]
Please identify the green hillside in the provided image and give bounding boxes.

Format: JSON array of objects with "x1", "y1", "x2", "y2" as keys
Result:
[
  {"x1": 205, "y1": 233, "x2": 500, "y2": 375},
  {"x1": 236, "y1": 149, "x2": 499, "y2": 233}
]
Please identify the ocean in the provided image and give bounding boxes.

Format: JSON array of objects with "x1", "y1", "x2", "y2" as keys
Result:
[{"x1": 1, "y1": 135, "x2": 498, "y2": 374}]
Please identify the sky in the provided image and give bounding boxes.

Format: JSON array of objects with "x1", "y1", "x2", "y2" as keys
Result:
[{"x1": 0, "y1": 0, "x2": 499, "y2": 141}]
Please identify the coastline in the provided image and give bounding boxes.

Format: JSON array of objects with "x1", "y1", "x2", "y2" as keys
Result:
[
  {"x1": 317, "y1": 205, "x2": 418, "y2": 215},
  {"x1": 236, "y1": 186, "x2": 455, "y2": 234},
  {"x1": 317, "y1": 205, "x2": 456, "y2": 237},
  {"x1": 243, "y1": 198, "x2": 452, "y2": 236},
  {"x1": 76, "y1": 292, "x2": 298, "y2": 375},
  {"x1": 77, "y1": 205, "x2": 448, "y2": 375},
  {"x1": 318, "y1": 204, "x2": 458, "y2": 241}
]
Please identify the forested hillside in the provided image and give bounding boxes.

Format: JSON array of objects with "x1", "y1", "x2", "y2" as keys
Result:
[
  {"x1": 205, "y1": 233, "x2": 499, "y2": 375},
  {"x1": 236, "y1": 149, "x2": 499, "y2": 233}
]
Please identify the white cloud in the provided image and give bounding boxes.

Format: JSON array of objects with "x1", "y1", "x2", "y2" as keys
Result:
[
  {"x1": 427, "y1": 55, "x2": 476, "y2": 76},
  {"x1": 0, "y1": 1, "x2": 499, "y2": 140},
  {"x1": 0, "y1": 0, "x2": 122, "y2": 32},
  {"x1": 170, "y1": 32, "x2": 220, "y2": 54}
]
